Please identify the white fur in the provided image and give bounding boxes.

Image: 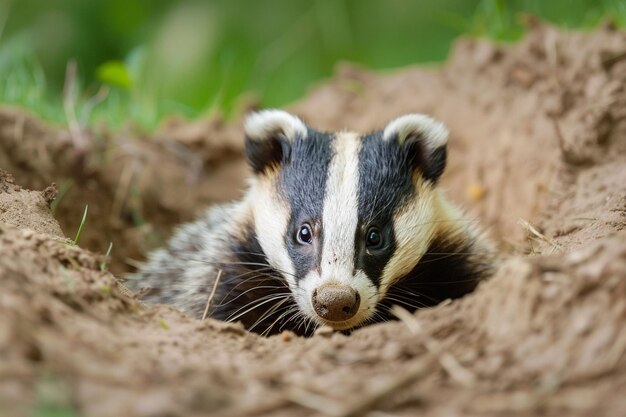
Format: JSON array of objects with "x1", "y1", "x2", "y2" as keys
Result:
[
  {"x1": 244, "y1": 109, "x2": 307, "y2": 142},
  {"x1": 382, "y1": 114, "x2": 449, "y2": 150},
  {"x1": 250, "y1": 177, "x2": 297, "y2": 287},
  {"x1": 294, "y1": 131, "x2": 378, "y2": 329},
  {"x1": 320, "y1": 132, "x2": 361, "y2": 285}
]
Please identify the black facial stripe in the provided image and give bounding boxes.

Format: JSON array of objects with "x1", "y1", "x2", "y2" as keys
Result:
[
  {"x1": 356, "y1": 131, "x2": 417, "y2": 286},
  {"x1": 210, "y1": 227, "x2": 290, "y2": 332},
  {"x1": 280, "y1": 129, "x2": 334, "y2": 281}
]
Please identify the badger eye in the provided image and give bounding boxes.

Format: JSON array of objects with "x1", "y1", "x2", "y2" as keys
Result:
[
  {"x1": 297, "y1": 224, "x2": 313, "y2": 245},
  {"x1": 366, "y1": 227, "x2": 383, "y2": 248}
]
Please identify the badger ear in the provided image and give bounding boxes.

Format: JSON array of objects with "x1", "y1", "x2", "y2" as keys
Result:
[
  {"x1": 383, "y1": 114, "x2": 449, "y2": 183},
  {"x1": 244, "y1": 110, "x2": 307, "y2": 174}
]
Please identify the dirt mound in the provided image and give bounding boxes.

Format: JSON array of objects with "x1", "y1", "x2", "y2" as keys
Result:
[
  {"x1": 1, "y1": 22, "x2": 626, "y2": 416},
  {"x1": 0, "y1": 108, "x2": 248, "y2": 274},
  {"x1": 0, "y1": 170, "x2": 63, "y2": 238}
]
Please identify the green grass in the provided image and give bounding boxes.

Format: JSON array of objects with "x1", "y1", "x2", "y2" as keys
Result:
[
  {"x1": 100, "y1": 241, "x2": 113, "y2": 271},
  {"x1": 32, "y1": 373, "x2": 79, "y2": 417},
  {"x1": 71, "y1": 205, "x2": 88, "y2": 246},
  {"x1": 1, "y1": 0, "x2": 625, "y2": 132},
  {"x1": 33, "y1": 403, "x2": 79, "y2": 417}
]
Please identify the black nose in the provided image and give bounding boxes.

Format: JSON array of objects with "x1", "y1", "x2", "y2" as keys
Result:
[{"x1": 311, "y1": 285, "x2": 360, "y2": 322}]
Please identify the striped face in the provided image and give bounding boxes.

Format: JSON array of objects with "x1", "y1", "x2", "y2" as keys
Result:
[{"x1": 245, "y1": 110, "x2": 448, "y2": 330}]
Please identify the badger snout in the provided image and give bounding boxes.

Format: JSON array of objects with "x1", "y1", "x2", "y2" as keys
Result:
[{"x1": 311, "y1": 284, "x2": 361, "y2": 322}]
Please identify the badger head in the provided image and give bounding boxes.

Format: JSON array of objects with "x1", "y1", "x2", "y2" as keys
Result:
[{"x1": 244, "y1": 109, "x2": 449, "y2": 331}]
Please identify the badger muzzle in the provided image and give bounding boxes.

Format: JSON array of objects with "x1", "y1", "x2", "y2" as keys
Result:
[{"x1": 311, "y1": 284, "x2": 361, "y2": 322}]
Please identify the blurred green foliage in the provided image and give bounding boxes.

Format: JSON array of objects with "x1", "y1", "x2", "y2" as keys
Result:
[{"x1": 0, "y1": 0, "x2": 625, "y2": 130}]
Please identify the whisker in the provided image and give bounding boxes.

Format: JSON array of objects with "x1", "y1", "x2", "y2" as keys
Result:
[
  {"x1": 225, "y1": 293, "x2": 292, "y2": 323},
  {"x1": 247, "y1": 297, "x2": 292, "y2": 332},
  {"x1": 279, "y1": 309, "x2": 306, "y2": 333},
  {"x1": 142, "y1": 270, "x2": 284, "y2": 290},
  {"x1": 381, "y1": 296, "x2": 428, "y2": 311},
  {"x1": 137, "y1": 272, "x2": 287, "y2": 302},
  {"x1": 385, "y1": 284, "x2": 440, "y2": 305},
  {"x1": 216, "y1": 279, "x2": 289, "y2": 306},
  {"x1": 262, "y1": 305, "x2": 300, "y2": 336},
  {"x1": 182, "y1": 258, "x2": 299, "y2": 279},
  {"x1": 214, "y1": 285, "x2": 291, "y2": 309},
  {"x1": 396, "y1": 277, "x2": 480, "y2": 285}
]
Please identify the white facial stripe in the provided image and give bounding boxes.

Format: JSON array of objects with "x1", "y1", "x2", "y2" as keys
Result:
[
  {"x1": 250, "y1": 177, "x2": 296, "y2": 286},
  {"x1": 291, "y1": 131, "x2": 380, "y2": 330},
  {"x1": 320, "y1": 131, "x2": 361, "y2": 284},
  {"x1": 249, "y1": 130, "x2": 376, "y2": 331},
  {"x1": 379, "y1": 181, "x2": 438, "y2": 296}
]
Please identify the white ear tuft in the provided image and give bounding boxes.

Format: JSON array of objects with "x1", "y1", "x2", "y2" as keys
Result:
[
  {"x1": 382, "y1": 114, "x2": 449, "y2": 182},
  {"x1": 382, "y1": 114, "x2": 448, "y2": 149},
  {"x1": 244, "y1": 109, "x2": 307, "y2": 142}
]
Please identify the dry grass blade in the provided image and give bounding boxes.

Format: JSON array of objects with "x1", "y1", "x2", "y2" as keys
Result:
[
  {"x1": 62, "y1": 59, "x2": 88, "y2": 150},
  {"x1": 202, "y1": 269, "x2": 222, "y2": 321},
  {"x1": 519, "y1": 218, "x2": 564, "y2": 253}
]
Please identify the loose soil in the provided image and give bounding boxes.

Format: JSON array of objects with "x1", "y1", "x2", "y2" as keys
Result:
[{"x1": 1, "y1": 22, "x2": 625, "y2": 417}]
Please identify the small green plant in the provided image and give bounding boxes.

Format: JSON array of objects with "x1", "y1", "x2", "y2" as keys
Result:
[
  {"x1": 72, "y1": 205, "x2": 88, "y2": 246},
  {"x1": 32, "y1": 373, "x2": 79, "y2": 417},
  {"x1": 99, "y1": 241, "x2": 113, "y2": 271},
  {"x1": 98, "y1": 285, "x2": 113, "y2": 294}
]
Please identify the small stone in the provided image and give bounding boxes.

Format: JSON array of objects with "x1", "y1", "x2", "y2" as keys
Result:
[
  {"x1": 466, "y1": 182, "x2": 487, "y2": 202},
  {"x1": 41, "y1": 183, "x2": 58, "y2": 207},
  {"x1": 314, "y1": 325, "x2": 334, "y2": 338}
]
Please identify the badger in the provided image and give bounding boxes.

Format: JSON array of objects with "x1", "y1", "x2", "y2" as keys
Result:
[{"x1": 127, "y1": 110, "x2": 494, "y2": 336}]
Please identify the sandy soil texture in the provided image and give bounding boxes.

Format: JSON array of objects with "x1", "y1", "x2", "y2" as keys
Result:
[{"x1": 1, "y1": 22, "x2": 625, "y2": 416}]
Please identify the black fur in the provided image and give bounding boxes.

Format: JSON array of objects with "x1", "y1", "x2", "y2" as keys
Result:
[
  {"x1": 355, "y1": 131, "x2": 416, "y2": 286},
  {"x1": 280, "y1": 129, "x2": 334, "y2": 281},
  {"x1": 245, "y1": 133, "x2": 291, "y2": 174},
  {"x1": 210, "y1": 227, "x2": 314, "y2": 336},
  {"x1": 373, "y1": 234, "x2": 491, "y2": 322},
  {"x1": 404, "y1": 135, "x2": 447, "y2": 183}
]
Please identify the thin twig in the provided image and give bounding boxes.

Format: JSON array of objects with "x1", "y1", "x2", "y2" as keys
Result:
[
  {"x1": 202, "y1": 270, "x2": 222, "y2": 320},
  {"x1": 80, "y1": 85, "x2": 110, "y2": 127},
  {"x1": 63, "y1": 59, "x2": 87, "y2": 150}
]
